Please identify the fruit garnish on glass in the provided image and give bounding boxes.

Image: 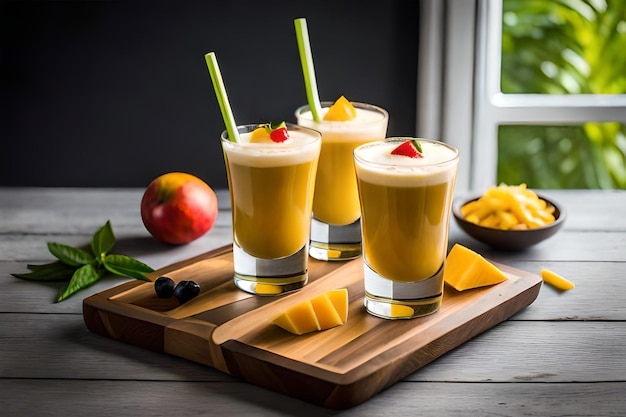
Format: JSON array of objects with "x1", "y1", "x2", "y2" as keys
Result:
[
  {"x1": 323, "y1": 95, "x2": 357, "y2": 121},
  {"x1": 250, "y1": 121, "x2": 290, "y2": 143},
  {"x1": 390, "y1": 139, "x2": 424, "y2": 158}
]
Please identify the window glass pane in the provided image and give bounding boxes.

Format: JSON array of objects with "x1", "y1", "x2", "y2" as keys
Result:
[
  {"x1": 497, "y1": 123, "x2": 626, "y2": 188},
  {"x1": 501, "y1": 0, "x2": 626, "y2": 94}
]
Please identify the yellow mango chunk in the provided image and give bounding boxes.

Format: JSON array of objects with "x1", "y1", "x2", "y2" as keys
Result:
[
  {"x1": 310, "y1": 293, "x2": 343, "y2": 329},
  {"x1": 249, "y1": 126, "x2": 272, "y2": 143},
  {"x1": 461, "y1": 183, "x2": 556, "y2": 230},
  {"x1": 323, "y1": 96, "x2": 357, "y2": 121},
  {"x1": 444, "y1": 244, "x2": 508, "y2": 291},
  {"x1": 326, "y1": 289, "x2": 348, "y2": 323},
  {"x1": 271, "y1": 311, "x2": 298, "y2": 334},
  {"x1": 272, "y1": 289, "x2": 349, "y2": 335},
  {"x1": 274, "y1": 300, "x2": 320, "y2": 335},
  {"x1": 541, "y1": 269, "x2": 575, "y2": 291}
]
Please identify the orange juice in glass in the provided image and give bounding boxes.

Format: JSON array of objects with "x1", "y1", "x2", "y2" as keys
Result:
[
  {"x1": 354, "y1": 138, "x2": 459, "y2": 319},
  {"x1": 295, "y1": 100, "x2": 388, "y2": 261},
  {"x1": 221, "y1": 123, "x2": 321, "y2": 295}
]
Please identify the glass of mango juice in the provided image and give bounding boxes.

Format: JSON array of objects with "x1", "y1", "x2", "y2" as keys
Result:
[
  {"x1": 220, "y1": 123, "x2": 321, "y2": 295},
  {"x1": 295, "y1": 101, "x2": 388, "y2": 261},
  {"x1": 354, "y1": 138, "x2": 459, "y2": 319}
]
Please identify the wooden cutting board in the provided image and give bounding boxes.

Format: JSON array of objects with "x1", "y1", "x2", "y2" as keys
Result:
[{"x1": 83, "y1": 245, "x2": 542, "y2": 409}]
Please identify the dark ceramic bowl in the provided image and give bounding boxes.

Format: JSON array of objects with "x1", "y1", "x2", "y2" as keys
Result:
[{"x1": 452, "y1": 194, "x2": 566, "y2": 250}]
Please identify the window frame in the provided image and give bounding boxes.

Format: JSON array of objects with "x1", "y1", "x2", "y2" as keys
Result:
[{"x1": 417, "y1": 0, "x2": 626, "y2": 192}]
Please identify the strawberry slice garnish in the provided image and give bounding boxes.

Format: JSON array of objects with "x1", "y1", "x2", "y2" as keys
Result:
[
  {"x1": 390, "y1": 139, "x2": 423, "y2": 158},
  {"x1": 263, "y1": 121, "x2": 290, "y2": 143}
]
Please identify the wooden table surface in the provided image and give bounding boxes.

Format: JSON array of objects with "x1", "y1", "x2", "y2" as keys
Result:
[{"x1": 1, "y1": 187, "x2": 624, "y2": 416}]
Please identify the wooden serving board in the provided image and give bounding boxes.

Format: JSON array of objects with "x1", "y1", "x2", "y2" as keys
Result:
[{"x1": 83, "y1": 245, "x2": 542, "y2": 409}]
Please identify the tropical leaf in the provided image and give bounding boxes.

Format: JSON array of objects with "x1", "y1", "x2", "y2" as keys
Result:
[{"x1": 499, "y1": 0, "x2": 626, "y2": 189}]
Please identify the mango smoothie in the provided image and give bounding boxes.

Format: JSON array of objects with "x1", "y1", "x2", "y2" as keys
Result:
[
  {"x1": 355, "y1": 140, "x2": 458, "y2": 281},
  {"x1": 354, "y1": 138, "x2": 459, "y2": 319},
  {"x1": 221, "y1": 124, "x2": 320, "y2": 260},
  {"x1": 296, "y1": 102, "x2": 388, "y2": 226}
]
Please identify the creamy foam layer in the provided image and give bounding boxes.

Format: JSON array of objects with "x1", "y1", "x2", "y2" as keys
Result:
[
  {"x1": 299, "y1": 107, "x2": 385, "y2": 125},
  {"x1": 354, "y1": 140, "x2": 459, "y2": 186},
  {"x1": 296, "y1": 104, "x2": 388, "y2": 141},
  {"x1": 222, "y1": 129, "x2": 320, "y2": 167}
]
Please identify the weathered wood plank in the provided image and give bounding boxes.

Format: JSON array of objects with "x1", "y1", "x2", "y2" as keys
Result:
[
  {"x1": 1, "y1": 188, "x2": 624, "y2": 233},
  {"x1": 410, "y1": 320, "x2": 626, "y2": 382},
  {"x1": 1, "y1": 187, "x2": 625, "y2": 415},
  {"x1": 1, "y1": 379, "x2": 623, "y2": 417},
  {"x1": 1, "y1": 314, "x2": 624, "y2": 384},
  {"x1": 0, "y1": 188, "x2": 231, "y2": 235},
  {"x1": 1, "y1": 187, "x2": 624, "y2": 264},
  {"x1": 0, "y1": 312, "x2": 232, "y2": 382},
  {"x1": 3, "y1": 228, "x2": 623, "y2": 264},
  {"x1": 0, "y1": 188, "x2": 231, "y2": 211},
  {"x1": 505, "y1": 260, "x2": 626, "y2": 321},
  {"x1": 74, "y1": 245, "x2": 543, "y2": 408},
  {"x1": 3, "y1": 259, "x2": 625, "y2": 320},
  {"x1": 449, "y1": 228, "x2": 626, "y2": 262},
  {"x1": 0, "y1": 229, "x2": 233, "y2": 266}
]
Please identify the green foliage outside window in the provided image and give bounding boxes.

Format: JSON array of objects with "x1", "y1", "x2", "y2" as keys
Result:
[{"x1": 498, "y1": 0, "x2": 626, "y2": 189}]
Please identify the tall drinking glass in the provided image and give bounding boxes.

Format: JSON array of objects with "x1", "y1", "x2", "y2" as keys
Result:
[
  {"x1": 221, "y1": 123, "x2": 321, "y2": 295},
  {"x1": 354, "y1": 138, "x2": 459, "y2": 319},
  {"x1": 295, "y1": 102, "x2": 388, "y2": 261}
]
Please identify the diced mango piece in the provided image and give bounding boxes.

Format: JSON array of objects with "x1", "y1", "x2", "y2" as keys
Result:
[
  {"x1": 444, "y1": 244, "x2": 508, "y2": 291},
  {"x1": 249, "y1": 127, "x2": 272, "y2": 143},
  {"x1": 310, "y1": 293, "x2": 343, "y2": 329},
  {"x1": 323, "y1": 96, "x2": 357, "y2": 121},
  {"x1": 541, "y1": 269, "x2": 575, "y2": 291},
  {"x1": 278, "y1": 300, "x2": 320, "y2": 335},
  {"x1": 271, "y1": 311, "x2": 298, "y2": 334},
  {"x1": 461, "y1": 183, "x2": 556, "y2": 230},
  {"x1": 326, "y1": 288, "x2": 349, "y2": 323},
  {"x1": 272, "y1": 289, "x2": 349, "y2": 335}
]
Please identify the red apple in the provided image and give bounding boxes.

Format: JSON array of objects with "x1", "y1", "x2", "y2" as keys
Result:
[{"x1": 141, "y1": 172, "x2": 218, "y2": 245}]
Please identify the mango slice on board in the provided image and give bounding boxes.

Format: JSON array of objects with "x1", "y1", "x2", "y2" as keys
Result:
[
  {"x1": 326, "y1": 289, "x2": 348, "y2": 323},
  {"x1": 444, "y1": 244, "x2": 508, "y2": 291},
  {"x1": 272, "y1": 289, "x2": 349, "y2": 335}
]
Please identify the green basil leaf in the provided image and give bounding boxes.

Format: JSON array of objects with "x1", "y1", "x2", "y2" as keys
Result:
[
  {"x1": 27, "y1": 262, "x2": 59, "y2": 271},
  {"x1": 91, "y1": 220, "x2": 115, "y2": 257},
  {"x1": 56, "y1": 263, "x2": 104, "y2": 302},
  {"x1": 103, "y1": 254, "x2": 153, "y2": 281},
  {"x1": 48, "y1": 242, "x2": 94, "y2": 267},
  {"x1": 12, "y1": 261, "x2": 76, "y2": 282}
]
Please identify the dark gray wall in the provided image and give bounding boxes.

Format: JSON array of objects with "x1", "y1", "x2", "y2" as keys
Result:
[{"x1": 1, "y1": 0, "x2": 419, "y2": 189}]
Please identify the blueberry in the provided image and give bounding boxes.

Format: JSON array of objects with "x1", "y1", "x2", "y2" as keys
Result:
[
  {"x1": 173, "y1": 280, "x2": 200, "y2": 303},
  {"x1": 154, "y1": 276, "x2": 175, "y2": 298}
]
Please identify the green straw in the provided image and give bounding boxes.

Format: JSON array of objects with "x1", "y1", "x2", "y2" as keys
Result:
[
  {"x1": 294, "y1": 18, "x2": 322, "y2": 122},
  {"x1": 204, "y1": 52, "x2": 240, "y2": 143}
]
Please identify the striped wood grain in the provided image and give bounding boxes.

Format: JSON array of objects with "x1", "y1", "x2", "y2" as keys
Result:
[{"x1": 82, "y1": 245, "x2": 542, "y2": 408}]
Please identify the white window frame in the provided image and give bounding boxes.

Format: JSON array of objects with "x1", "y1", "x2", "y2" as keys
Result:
[{"x1": 417, "y1": 0, "x2": 626, "y2": 193}]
